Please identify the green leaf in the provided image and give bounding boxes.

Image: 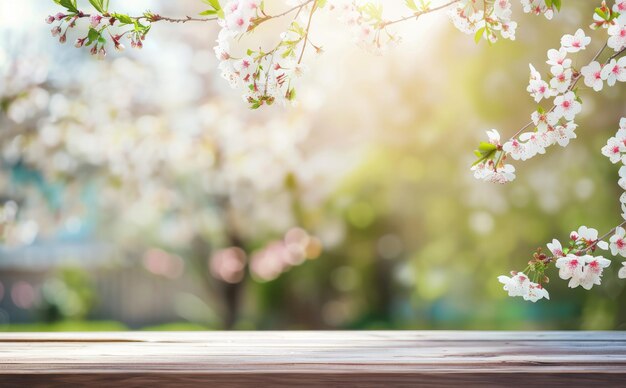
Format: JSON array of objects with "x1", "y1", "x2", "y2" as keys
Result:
[
  {"x1": 474, "y1": 27, "x2": 485, "y2": 44},
  {"x1": 477, "y1": 141, "x2": 497, "y2": 153},
  {"x1": 53, "y1": 0, "x2": 79, "y2": 13},
  {"x1": 595, "y1": 7, "x2": 608, "y2": 20},
  {"x1": 317, "y1": 0, "x2": 327, "y2": 8},
  {"x1": 201, "y1": 0, "x2": 224, "y2": 18},
  {"x1": 404, "y1": 0, "x2": 418, "y2": 11},
  {"x1": 553, "y1": 0, "x2": 561, "y2": 11},
  {"x1": 86, "y1": 27, "x2": 100, "y2": 45},
  {"x1": 113, "y1": 13, "x2": 133, "y2": 24},
  {"x1": 89, "y1": 0, "x2": 105, "y2": 13},
  {"x1": 471, "y1": 155, "x2": 488, "y2": 167}
]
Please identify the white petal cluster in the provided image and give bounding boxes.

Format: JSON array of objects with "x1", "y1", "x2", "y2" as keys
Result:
[
  {"x1": 448, "y1": 0, "x2": 517, "y2": 42},
  {"x1": 608, "y1": 14, "x2": 626, "y2": 52},
  {"x1": 520, "y1": 0, "x2": 555, "y2": 20},
  {"x1": 601, "y1": 119, "x2": 626, "y2": 220},
  {"x1": 214, "y1": 0, "x2": 309, "y2": 107},
  {"x1": 329, "y1": 0, "x2": 400, "y2": 55},
  {"x1": 494, "y1": 29, "x2": 593, "y2": 170},
  {"x1": 498, "y1": 273, "x2": 549, "y2": 302},
  {"x1": 555, "y1": 254, "x2": 611, "y2": 290}
]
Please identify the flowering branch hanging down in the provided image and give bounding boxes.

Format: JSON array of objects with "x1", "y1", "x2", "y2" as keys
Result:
[
  {"x1": 48, "y1": 0, "x2": 562, "y2": 108},
  {"x1": 471, "y1": 1, "x2": 626, "y2": 302}
]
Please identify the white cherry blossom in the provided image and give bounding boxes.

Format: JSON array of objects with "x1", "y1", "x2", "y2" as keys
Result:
[
  {"x1": 607, "y1": 14, "x2": 626, "y2": 52},
  {"x1": 619, "y1": 262, "x2": 626, "y2": 279},
  {"x1": 619, "y1": 166, "x2": 626, "y2": 190},
  {"x1": 498, "y1": 273, "x2": 530, "y2": 297},
  {"x1": 531, "y1": 110, "x2": 558, "y2": 132},
  {"x1": 555, "y1": 254, "x2": 584, "y2": 287},
  {"x1": 497, "y1": 273, "x2": 549, "y2": 302},
  {"x1": 600, "y1": 57, "x2": 626, "y2": 87},
  {"x1": 519, "y1": 131, "x2": 546, "y2": 157},
  {"x1": 552, "y1": 121, "x2": 577, "y2": 147},
  {"x1": 525, "y1": 282, "x2": 550, "y2": 302},
  {"x1": 560, "y1": 28, "x2": 591, "y2": 53},
  {"x1": 601, "y1": 137, "x2": 625, "y2": 163},
  {"x1": 576, "y1": 255, "x2": 611, "y2": 290},
  {"x1": 549, "y1": 66, "x2": 573, "y2": 93},
  {"x1": 487, "y1": 129, "x2": 501, "y2": 146},
  {"x1": 609, "y1": 227, "x2": 626, "y2": 257},
  {"x1": 553, "y1": 92, "x2": 581, "y2": 121},
  {"x1": 547, "y1": 238, "x2": 565, "y2": 257},
  {"x1": 580, "y1": 61, "x2": 604, "y2": 92},
  {"x1": 546, "y1": 48, "x2": 572, "y2": 74},
  {"x1": 502, "y1": 139, "x2": 528, "y2": 161}
]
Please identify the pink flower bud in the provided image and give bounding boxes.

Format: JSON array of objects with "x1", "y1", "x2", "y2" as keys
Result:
[
  {"x1": 114, "y1": 42, "x2": 125, "y2": 52},
  {"x1": 89, "y1": 14, "x2": 102, "y2": 28},
  {"x1": 51, "y1": 26, "x2": 62, "y2": 37},
  {"x1": 59, "y1": 34, "x2": 67, "y2": 44},
  {"x1": 55, "y1": 12, "x2": 66, "y2": 21},
  {"x1": 74, "y1": 38, "x2": 85, "y2": 48},
  {"x1": 97, "y1": 47, "x2": 107, "y2": 60},
  {"x1": 90, "y1": 45, "x2": 98, "y2": 55},
  {"x1": 570, "y1": 232, "x2": 579, "y2": 241},
  {"x1": 45, "y1": 15, "x2": 55, "y2": 24},
  {"x1": 130, "y1": 39, "x2": 137, "y2": 49},
  {"x1": 136, "y1": 40, "x2": 143, "y2": 49}
]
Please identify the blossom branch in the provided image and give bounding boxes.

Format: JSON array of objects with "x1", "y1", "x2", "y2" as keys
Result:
[
  {"x1": 507, "y1": 41, "x2": 610, "y2": 143},
  {"x1": 546, "y1": 220, "x2": 626, "y2": 265},
  {"x1": 266, "y1": 0, "x2": 315, "y2": 19},
  {"x1": 298, "y1": 1, "x2": 318, "y2": 64},
  {"x1": 380, "y1": 0, "x2": 461, "y2": 28}
]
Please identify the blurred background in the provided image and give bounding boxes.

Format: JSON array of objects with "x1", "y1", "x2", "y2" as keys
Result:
[{"x1": 0, "y1": 0, "x2": 625, "y2": 331}]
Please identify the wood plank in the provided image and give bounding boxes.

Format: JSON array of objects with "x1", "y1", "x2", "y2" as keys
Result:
[{"x1": 0, "y1": 331, "x2": 625, "y2": 387}]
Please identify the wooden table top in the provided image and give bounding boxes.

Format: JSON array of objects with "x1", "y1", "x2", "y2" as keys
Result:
[{"x1": 1, "y1": 331, "x2": 625, "y2": 386}]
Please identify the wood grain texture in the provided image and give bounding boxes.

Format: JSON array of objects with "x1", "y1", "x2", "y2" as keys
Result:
[{"x1": 0, "y1": 331, "x2": 625, "y2": 387}]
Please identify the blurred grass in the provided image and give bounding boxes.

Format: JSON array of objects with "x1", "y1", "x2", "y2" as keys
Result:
[{"x1": 0, "y1": 321, "x2": 128, "y2": 332}]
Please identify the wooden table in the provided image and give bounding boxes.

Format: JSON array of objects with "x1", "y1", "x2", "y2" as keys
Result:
[{"x1": 1, "y1": 331, "x2": 625, "y2": 386}]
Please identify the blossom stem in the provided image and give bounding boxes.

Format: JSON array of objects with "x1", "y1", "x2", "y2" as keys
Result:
[
  {"x1": 381, "y1": 0, "x2": 461, "y2": 28},
  {"x1": 583, "y1": 220, "x2": 626, "y2": 254},
  {"x1": 270, "y1": 0, "x2": 315, "y2": 19},
  {"x1": 543, "y1": 220, "x2": 626, "y2": 265},
  {"x1": 608, "y1": 46, "x2": 626, "y2": 61},
  {"x1": 298, "y1": 0, "x2": 318, "y2": 64}
]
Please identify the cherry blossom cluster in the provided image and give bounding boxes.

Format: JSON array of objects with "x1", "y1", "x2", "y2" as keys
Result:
[
  {"x1": 328, "y1": 0, "x2": 401, "y2": 54},
  {"x1": 448, "y1": 0, "x2": 518, "y2": 43},
  {"x1": 45, "y1": 0, "x2": 157, "y2": 59},
  {"x1": 473, "y1": 2, "x2": 626, "y2": 184},
  {"x1": 482, "y1": 3, "x2": 626, "y2": 302},
  {"x1": 214, "y1": 0, "x2": 315, "y2": 108},
  {"x1": 591, "y1": 1, "x2": 626, "y2": 52},
  {"x1": 472, "y1": 28, "x2": 597, "y2": 184},
  {"x1": 602, "y1": 118, "x2": 626, "y2": 227},
  {"x1": 48, "y1": 0, "x2": 566, "y2": 109},
  {"x1": 520, "y1": 0, "x2": 557, "y2": 19},
  {"x1": 448, "y1": 0, "x2": 561, "y2": 43},
  {"x1": 498, "y1": 224, "x2": 619, "y2": 302},
  {"x1": 497, "y1": 116, "x2": 626, "y2": 302}
]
